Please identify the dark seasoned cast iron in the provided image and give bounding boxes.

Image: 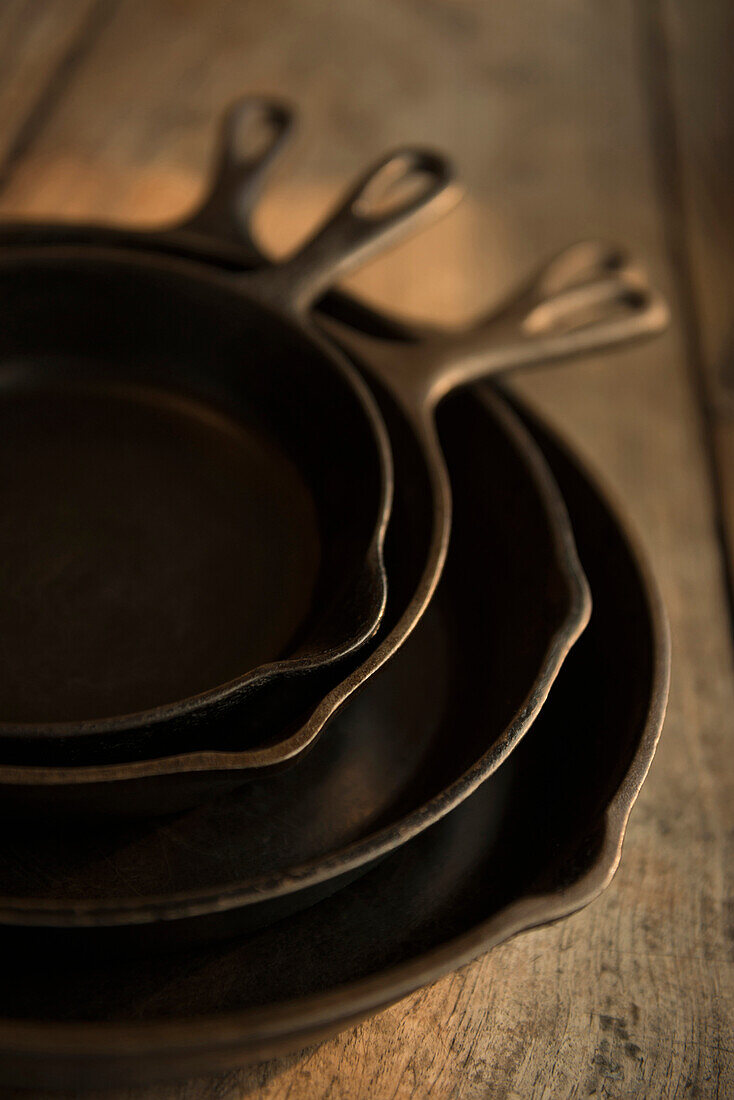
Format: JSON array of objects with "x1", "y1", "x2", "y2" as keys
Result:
[
  {"x1": 0, "y1": 98, "x2": 664, "y2": 815},
  {"x1": 0, "y1": 387, "x2": 588, "y2": 942},
  {"x1": 0, "y1": 395, "x2": 670, "y2": 1090},
  {"x1": 0, "y1": 110, "x2": 458, "y2": 759}
]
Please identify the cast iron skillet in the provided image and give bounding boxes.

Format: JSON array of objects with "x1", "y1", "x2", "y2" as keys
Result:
[
  {"x1": 0, "y1": 100, "x2": 663, "y2": 813},
  {"x1": 0, "y1": 126, "x2": 459, "y2": 756},
  {"x1": 0, "y1": 395, "x2": 670, "y2": 1091},
  {"x1": 0, "y1": 387, "x2": 589, "y2": 944}
]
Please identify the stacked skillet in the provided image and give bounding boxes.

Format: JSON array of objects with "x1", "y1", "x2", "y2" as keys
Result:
[{"x1": 0, "y1": 99, "x2": 670, "y2": 1088}]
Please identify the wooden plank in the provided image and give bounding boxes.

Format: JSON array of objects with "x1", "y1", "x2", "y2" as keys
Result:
[
  {"x1": 0, "y1": 1, "x2": 732, "y2": 1097},
  {"x1": 658, "y1": 0, "x2": 734, "y2": 615},
  {"x1": 661, "y1": 0, "x2": 734, "y2": 389},
  {"x1": 0, "y1": 0, "x2": 109, "y2": 179}
]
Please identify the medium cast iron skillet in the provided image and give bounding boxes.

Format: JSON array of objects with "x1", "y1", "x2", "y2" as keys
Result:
[
  {"x1": 0, "y1": 124, "x2": 458, "y2": 758},
  {"x1": 0, "y1": 388, "x2": 589, "y2": 948},
  {"x1": 0, "y1": 100, "x2": 665, "y2": 812}
]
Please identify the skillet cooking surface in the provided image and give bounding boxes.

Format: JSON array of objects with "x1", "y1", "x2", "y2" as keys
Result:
[
  {"x1": 0, "y1": 392, "x2": 668, "y2": 1090},
  {"x1": 0, "y1": 379, "x2": 319, "y2": 723}
]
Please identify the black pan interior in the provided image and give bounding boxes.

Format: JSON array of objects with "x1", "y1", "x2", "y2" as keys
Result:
[
  {"x1": 0, "y1": 251, "x2": 385, "y2": 734},
  {"x1": 0, "y1": 391, "x2": 656, "y2": 1028}
]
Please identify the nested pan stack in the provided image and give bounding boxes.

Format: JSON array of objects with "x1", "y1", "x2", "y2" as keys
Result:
[{"x1": 0, "y1": 98, "x2": 670, "y2": 1089}]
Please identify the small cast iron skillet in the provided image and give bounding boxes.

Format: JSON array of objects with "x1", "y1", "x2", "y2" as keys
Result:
[{"x1": 0, "y1": 128, "x2": 458, "y2": 755}]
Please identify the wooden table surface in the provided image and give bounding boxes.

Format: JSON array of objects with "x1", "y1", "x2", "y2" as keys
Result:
[{"x1": 1, "y1": 1, "x2": 732, "y2": 1096}]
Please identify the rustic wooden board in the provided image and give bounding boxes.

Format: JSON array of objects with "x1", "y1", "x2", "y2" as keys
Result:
[
  {"x1": 0, "y1": 0, "x2": 107, "y2": 180},
  {"x1": 661, "y1": 0, "x2": 734, "y2": 617},
  {"x1": 0, "y1": 1, "x2": 732, "y2": 1096}
]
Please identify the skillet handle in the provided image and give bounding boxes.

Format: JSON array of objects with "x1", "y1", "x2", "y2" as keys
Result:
[
  {"x1": 321, "y1": 240, "x2": 673, "y2": 413},
  {"x1": 171, "y1": 95, "x2": 294, "y2": 262},
  {"x1": 328, "y1": 241, "x2": 669, "y2": 411},
  {"x1": 423, "y1": 241, "x2": 670, "y2": 404},
  {"x1": 243, "y1": 148, "x2": 458, "y2": 314}
]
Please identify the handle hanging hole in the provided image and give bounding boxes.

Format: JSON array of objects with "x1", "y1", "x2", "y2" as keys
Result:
[
  {"x1": 540, "y1": 242, "x2": 629, "y2": 296},
  {"x1": 524, "y1": 280, "x2": 649, "y2": 336},
  {"x1": 226, "y1": 103, "x2": 290, "y2": 165},
  {"x1": 353, "y1": 157, "x2": 443, "y2": 220}
]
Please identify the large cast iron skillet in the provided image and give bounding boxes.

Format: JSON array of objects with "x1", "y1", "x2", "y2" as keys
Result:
[
  {"x1": 0, "y1": 388, "x2": 588, "y2": 945},
  {"x1": 0, "y1": 396, "x2": 670, "y2": 1090},
  {"x1": 0, "y1": 124, "x2": 458, "y2": 757}
]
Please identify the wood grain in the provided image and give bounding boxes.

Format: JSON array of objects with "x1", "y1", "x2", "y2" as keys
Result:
[
  {"x1": 0, "y1": 1, "x2": 732, "y2": 1096},
  {"x1": 0, "y1": 0, "x2": 110, "y2": 181},
  {"x1": 659, "y1": 0, "x2": 734, "y2": 619}
]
